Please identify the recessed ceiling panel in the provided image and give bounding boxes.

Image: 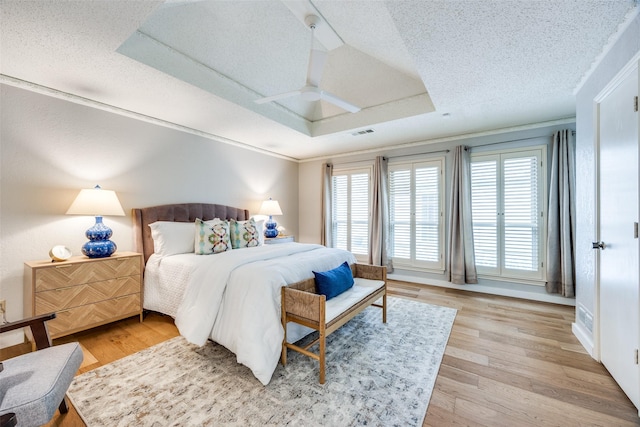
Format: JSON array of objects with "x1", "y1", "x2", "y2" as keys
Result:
[{"x1": 116, "y1": 0, "x2": 434, "y2": 136}]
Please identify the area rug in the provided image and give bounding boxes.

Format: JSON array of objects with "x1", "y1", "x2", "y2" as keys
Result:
[{"x1": 67, "y1": 297, "x2": 456, "y2": 426}]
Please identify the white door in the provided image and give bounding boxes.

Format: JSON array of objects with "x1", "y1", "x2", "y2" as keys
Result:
[{"x1": 598, "y1": 62, "x2": 639, "y2": 409}]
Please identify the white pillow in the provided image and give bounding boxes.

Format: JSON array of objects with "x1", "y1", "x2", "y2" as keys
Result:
[
  {"x1": 255, "y1": 219, "x2": 265, "y2": 245},
  {"x1": 148, "y1": 221, "x2": 195, "y2": 257}
]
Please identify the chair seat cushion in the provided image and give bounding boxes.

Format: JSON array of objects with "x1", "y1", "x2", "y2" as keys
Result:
[{"x1": 0, "y1": 342, "x2": 83, "y2": 426}]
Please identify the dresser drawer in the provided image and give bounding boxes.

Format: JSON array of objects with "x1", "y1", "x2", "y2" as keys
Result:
[
  {"x1": 34, "y1": 256, "x2": 140, "y2": 291},
  {"x1": 47, "y1": 293, "x2": 141, "y2": 338},
  {"x1": 35, "y1": 276, "x2": 140, "y2": 315}
]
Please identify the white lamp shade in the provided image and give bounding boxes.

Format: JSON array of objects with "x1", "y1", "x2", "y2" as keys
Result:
[
  {"x1": 258, "y1": 199, "x2": 283, "y2": 216},
  {"x1": 66, "y1": 186, "x2": 125, "y2": 216}
]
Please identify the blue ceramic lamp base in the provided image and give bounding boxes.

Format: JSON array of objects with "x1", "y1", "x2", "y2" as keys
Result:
[
  {"x1": 264, "y1": 216, "x2": 279, "y2": 238},
  {"x1": 82, "y1": 216, "x2": 117, "y2": 258}
]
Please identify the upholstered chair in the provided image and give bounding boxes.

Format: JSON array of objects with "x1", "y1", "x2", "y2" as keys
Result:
[{"x1": 0, "y1": 313, "x2": 83, "y2": 427}]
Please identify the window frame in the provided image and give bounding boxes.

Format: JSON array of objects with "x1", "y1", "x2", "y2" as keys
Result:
[
  {"x1": 331, "y1": 165, "x2": 372, "y2": 263},
  {"x1": 388, "y1": 157, "x2": 445, "y2": 273},
  {"x1": 470, "y1": 145, "x2": 547, "y2": 284}
]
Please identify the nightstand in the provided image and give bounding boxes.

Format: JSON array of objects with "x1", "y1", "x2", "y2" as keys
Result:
[
  {"x1": 264, "y1": 235, "x2": 295, "y2": 244},
  {"x1": 23, "y1": 251, "x2": 143, "y2": 339}
]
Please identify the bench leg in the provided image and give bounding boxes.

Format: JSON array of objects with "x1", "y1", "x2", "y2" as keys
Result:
[
  {"x1": 319, "y1": 330, "x2": 326, "y2": 384},
  {"x1": 281, "y1": 343, "x2": 287, "y2": 366},
  {"x1": 281, "y1": 291, "x2": 287, "y2": 366},
  {"x1": 383, "y1": 293, "x2": 387, "y2": 324}
]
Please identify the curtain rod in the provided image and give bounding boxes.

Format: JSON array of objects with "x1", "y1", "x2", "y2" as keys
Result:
[
  {"x1": 468, "y1": 129, "x2": 575, "y2": 150},
  {"x1": 335, "y1": 130, "x2": 574, "y2": 163},
  {"x1": 468, "y1": 136, "x2": 542, "y2": 150},
  {"x1": 388, "y1": 129, "x2": 575, "y2": 157}
]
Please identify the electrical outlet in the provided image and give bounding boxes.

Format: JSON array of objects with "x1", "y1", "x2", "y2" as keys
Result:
[
  {"x1": 0, "y1": 299, "x2": 6, "y2": 314},
  {"x1": 585, "y1": 312, "x2": 594, "y2": 333}
]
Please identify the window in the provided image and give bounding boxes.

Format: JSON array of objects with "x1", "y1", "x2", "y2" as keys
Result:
[
  {"x1": 470, "y1": 147, "x2": 546, "y2": 281},
  {"x1": 389, "y1": 159, "x2": 444, "y2": 271},
  {"x1": 332, "y1": 167, "x2": 371, "y2": 260}
]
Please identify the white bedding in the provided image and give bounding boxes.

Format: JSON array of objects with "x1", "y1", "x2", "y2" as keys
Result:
[{"x1": 143, "y1": 242, "x2": 356, "y2": 385}]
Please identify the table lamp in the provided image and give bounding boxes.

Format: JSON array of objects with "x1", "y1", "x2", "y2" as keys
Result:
[
  {"x1": 66, "y1": 185, "x2": 125, "y2": 258},
  {"x1": 259, "y1": 198, "x2": 283, "y2": 238}
]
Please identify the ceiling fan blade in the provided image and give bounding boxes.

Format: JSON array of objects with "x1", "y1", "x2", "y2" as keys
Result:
[
  {"x1": 320, "y1": 91, "x2": 361, "y2": 113},
  {"x1": 255, "y1": 90, "x2": 302, "y2": 104},
  {"x1": 306, "y1": 49, "x2": 327, "y2": 87}
]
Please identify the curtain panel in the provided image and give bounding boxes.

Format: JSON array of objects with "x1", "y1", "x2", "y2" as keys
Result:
[
  {"x1": 448, "y1": 146, "x2": 478, "y2": 284},
  {"x1": 321, "y1": 163, "x2": 333, "y2": 247},
  {"x1": 369, "y1": 156, "x2": 392, "y2": 270},
  {"x1": 546, "y1": 130, "x2": 576, "y2": 297}
]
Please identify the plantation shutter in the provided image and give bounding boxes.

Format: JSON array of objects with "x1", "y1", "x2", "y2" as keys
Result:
[
  {"x1": 389, "y1": 159, "x2": 444, "y2": 271},
  {"x1": 389, "y1": 169, "x2": 411, "y2": 259},
  {"x1": 331, "y1": 168, "x2": 371, "y2": 260},
  {"x1": 470, "y1": 148, "x2": 545, "y2": 281},
  {"x1": 332, "y1": 175, "x2": 348, "y2": 251},
  {"x1": 470, "y1": 159, "x2": 499, "y2": 272},
  {"x1": 350, "y1": 173, "x2": 369, "y2": 255},
  {"x1": 503, "y1": 155, "x2": 539, "y2": 272},
  {"x1": 415, "y1": 165, "x2": 440, "y2": 262}
]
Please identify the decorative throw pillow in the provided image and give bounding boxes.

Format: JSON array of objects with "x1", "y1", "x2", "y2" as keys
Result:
[
  {"x1": 254, "y1": 219, "x2": 265, "y2": 246},
  {"x1": 148, "y1": 221, "x2": 196, "y2": 257},
  {"x1": 229, "y1": 218, "x2": 261, "y2": 249},
  {"x1": 313, "y1": 261, "x2": 354, "y2": 300},
  {"x1": 194, "y1": 218, "x2": 231, "y2": 255}
]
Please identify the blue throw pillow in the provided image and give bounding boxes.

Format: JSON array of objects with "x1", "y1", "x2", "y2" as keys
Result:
[{"x1": 313, "y1": 261, "x2": 354, "y2": 300}]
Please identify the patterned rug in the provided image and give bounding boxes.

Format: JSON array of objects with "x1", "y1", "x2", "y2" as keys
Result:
[{"x1": 67, "y1": 297, "x2": 456, "y2": 426}]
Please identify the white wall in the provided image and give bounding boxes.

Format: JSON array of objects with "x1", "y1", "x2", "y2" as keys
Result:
[
  {"x1": 0, "y1": 84, "x2": 298, "y2": 346},
  {"x1": 574, "y1": 12, "x2": 640, "y2": 355},
  {"x1": 299, "y1": 123, "x2": 574, "y2": 305}
]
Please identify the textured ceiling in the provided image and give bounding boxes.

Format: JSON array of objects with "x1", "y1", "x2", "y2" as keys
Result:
[{"x1": 1, "y1": 0, "x2": 638, "y2": 160}]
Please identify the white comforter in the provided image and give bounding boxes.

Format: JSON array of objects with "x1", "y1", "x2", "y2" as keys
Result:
[{"x1": 147, "y1": 243, "x2": 355, "y2": 385}]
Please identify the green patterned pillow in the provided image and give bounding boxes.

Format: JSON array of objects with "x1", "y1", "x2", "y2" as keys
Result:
[
  {"x1": 194, "y1": 218, "x2": 231, "y2": 255},
  {"x1": 230, "y1": 218, "x2": 261, "y2": 249}
]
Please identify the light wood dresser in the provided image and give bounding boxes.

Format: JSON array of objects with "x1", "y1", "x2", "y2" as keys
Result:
[{"x1": 24, "y1": 251, "x2": 143, "y2": 339}]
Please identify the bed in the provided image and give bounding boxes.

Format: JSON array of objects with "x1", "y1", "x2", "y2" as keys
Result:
[{"x1": 132, "y1": 203, "x2": 356, "y2": 385}]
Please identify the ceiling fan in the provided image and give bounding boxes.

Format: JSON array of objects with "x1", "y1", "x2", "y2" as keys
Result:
[{"x1": 255, "y1": 15, "x2": 361, "y2": 113}]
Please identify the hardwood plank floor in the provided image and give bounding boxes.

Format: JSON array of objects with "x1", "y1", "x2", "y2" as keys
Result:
[{"x1": 2, "y1": 280, "x2": 638, "y2": 426}]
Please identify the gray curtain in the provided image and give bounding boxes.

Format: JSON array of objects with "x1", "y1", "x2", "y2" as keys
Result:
[
  {"x1": 546, "y1": 130, "x2": 576, "y2": 297},
  {"x1": 321, "y1": 163, "x2": 332, "y2": 247},
  {"x1": 448, "y1": 146, "x2": 478, "y2": 284},
  {"x1": 369, "y1": 156, "x2": 392, "y2": 270}
]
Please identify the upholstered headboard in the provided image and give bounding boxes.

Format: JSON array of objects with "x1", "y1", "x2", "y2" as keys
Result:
[{"x1": 132, "y1": 203, "x2": 250, "y2": 264}]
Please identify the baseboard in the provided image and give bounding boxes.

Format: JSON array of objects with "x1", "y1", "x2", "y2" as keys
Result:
[
  {"x1": 388, "y1": 274, "x2": 576, "y2": 306},
  {"x1": 572, "y1": 321, "x2": 597, "y2": 360}
]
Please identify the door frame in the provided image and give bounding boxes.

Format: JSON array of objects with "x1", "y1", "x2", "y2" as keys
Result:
[{"x1": 593, "y1": 53, "x2": 640, "y2": 363}]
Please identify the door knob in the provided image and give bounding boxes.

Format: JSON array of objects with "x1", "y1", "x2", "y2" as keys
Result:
[{"x1": 592, "y1": 241, "x2": 606, "y2": 250}]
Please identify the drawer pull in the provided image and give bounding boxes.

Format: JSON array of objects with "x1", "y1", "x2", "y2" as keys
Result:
[{"x1": 54, "y1": 264, "x2": 73, "y2": 269}]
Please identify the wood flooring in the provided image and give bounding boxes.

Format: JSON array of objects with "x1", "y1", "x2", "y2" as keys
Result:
[{"x1": 2, "y1": 280, "x2": 638, "y2": 426}]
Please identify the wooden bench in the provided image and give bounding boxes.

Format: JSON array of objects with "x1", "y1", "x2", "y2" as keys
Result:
[{"x1": 280, "y1": 263, "x2": 387, "y2": 383}]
